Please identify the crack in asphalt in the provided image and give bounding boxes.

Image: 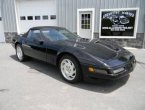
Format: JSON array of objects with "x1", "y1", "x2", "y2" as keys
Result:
[
  {"x1": 0, "y1": 89, "x2": 9, "y2": 92},
  {"x1": 136, "y1": 61, "x2": 145, "y2": 69},
  {"x1": 137, "y1": 61, "x2": 145, "y2": 65}
]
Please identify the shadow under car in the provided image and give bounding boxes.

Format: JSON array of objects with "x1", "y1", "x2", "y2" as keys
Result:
[{"x1": 10, "y1": 55, "x2": 130, "y2": 94}]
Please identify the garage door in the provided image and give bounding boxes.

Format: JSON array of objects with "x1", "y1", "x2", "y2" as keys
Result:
[
  {"x1": 0, "y1": 9, "x2": 5, "y2": 42},
  {"x1": 16, "y1": 0, "x2": 57, "y2": 33}
]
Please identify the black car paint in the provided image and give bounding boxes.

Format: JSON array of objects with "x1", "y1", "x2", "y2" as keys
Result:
[{"x1": 12, "y1": 26, "x2": 136, "y2": 80}]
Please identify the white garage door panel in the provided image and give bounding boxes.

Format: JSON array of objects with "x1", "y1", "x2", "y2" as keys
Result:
[
  {"x1": 17, "y1": 0, "x2": 57, "y2": 33},
  {"x1": 0, "y1": 10, "x2": 5, "y2": 42}
]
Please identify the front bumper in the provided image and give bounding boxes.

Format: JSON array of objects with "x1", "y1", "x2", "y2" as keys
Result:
[{"x1": 81, "y1": 57, "x2": 136, "y2": 80}]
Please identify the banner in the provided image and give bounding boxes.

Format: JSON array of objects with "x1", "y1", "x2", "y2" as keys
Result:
[{"x1": 99, "y1": 8, "x2": 139, "y2": 38}]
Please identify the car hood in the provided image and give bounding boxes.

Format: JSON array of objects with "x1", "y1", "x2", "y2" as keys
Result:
[
  {"x1": 55, "y1": 38, "x2": 133, "y2": 67},
  {"x1": 75, "y1": 38, "x2": 118, "y2": 60}
]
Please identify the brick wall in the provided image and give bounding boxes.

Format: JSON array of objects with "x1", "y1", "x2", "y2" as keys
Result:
[
  {"x1": 94, "y1": 33, "x2": 144, "y2": 48},
  {"x1": 4, "y1": 32, "x2": 18, "y2": 43}
]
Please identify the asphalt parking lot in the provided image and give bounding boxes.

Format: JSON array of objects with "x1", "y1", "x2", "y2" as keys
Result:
[{"x1": 0, "y1": 43, "x2": 145, "y2": 110}]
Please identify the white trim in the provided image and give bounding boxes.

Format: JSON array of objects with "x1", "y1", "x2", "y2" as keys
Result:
[
  {"x1": 0, "y1": 21, "x2": 6, "y2": 43},
  {"x1": 99, "y1": 8, "x2": 140, "y2": 39},
  {"x1": 0, "y1": 16, "x2": 5, "y2": 42},
  {"x1": 77, "y1": 8, "x2": 95, "y2": 39},
  {"x1": 14, "y1": 0, "x2": 20, "y2": 34}
]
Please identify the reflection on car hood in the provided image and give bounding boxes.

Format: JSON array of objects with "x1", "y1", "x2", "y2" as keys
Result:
[{"x1": 56, "y1": 38, "x2": 130, "y2": 61}]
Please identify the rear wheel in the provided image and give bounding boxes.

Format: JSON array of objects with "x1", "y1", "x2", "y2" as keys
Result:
[
  {"x1": 59, "y1": 55, "x2": 82, "y2": 83},
  {"x1": 16, "y1": 44, "x2": 25, "y2": 62}
]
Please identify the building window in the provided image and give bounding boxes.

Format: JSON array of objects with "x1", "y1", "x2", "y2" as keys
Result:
[
  {"x1": 0, "y1": 17, "x2": 2, "y2": 21},
  {"x1": 27, "y1": 16, "x2": 33, "y2": 20},
  {"x1": 20, "y1": 16, "x2": 26, "y2": 20},
  {"x1": 81, "y1": 14, "x2": 91, "y2": 29},
  {"x1": 50, "y1": 15, "x2": 56, "y2": 20},
  {"x1": 35, "y1": 16, "x2": 40, "y2": 20},
  {"x1": 43, "y1": 15, "x2": 48, "y2": 20}
]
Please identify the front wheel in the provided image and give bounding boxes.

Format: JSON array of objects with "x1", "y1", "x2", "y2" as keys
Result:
[
  {"x1": 16, "y1": 44, "x2": 25, "y2": 62},
  {"x1": 59, "y1": 55, "x2": 82, "y2": 83}
]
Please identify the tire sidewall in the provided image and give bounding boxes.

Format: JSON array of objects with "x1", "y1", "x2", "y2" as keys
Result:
[{"x1": 16, "y1": 44, "x2": 24, "y2": 62}]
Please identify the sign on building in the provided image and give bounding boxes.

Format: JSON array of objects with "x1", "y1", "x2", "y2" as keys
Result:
[{"x1": 99, "y1": 8, "x2": 139, "y2": 38}]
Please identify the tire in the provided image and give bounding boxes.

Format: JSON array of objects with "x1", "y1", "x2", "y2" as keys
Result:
[
  {"x1": 59, "y1": 55, "x2": 82, "y2": 83},
  {"x1": 16, "y1": 44, "x2": 25, "y2": 62}
]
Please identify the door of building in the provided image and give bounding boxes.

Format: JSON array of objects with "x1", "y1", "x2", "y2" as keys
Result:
[{"x1": 77, "y1": 9, "x2": 94, "y2": 39}]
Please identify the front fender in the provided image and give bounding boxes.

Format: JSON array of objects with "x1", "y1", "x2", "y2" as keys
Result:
[{"x1": 57, "y1": 46, "x2": 107, "y2": 69}]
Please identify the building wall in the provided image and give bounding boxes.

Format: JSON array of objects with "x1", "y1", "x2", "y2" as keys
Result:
[
  {"x1": 2, "y1": 0, "x2": 144, "y2": 33},
  {"x1": 1, "y1": 0, "x2": 18, "y2": 42},
  {"x1": 57, "y1": 0, "x2": 145, "y2": 48},
  {"x1": 1, "y1": 0, "x2": 17, "y2": 32},
  {"x1": 0, "y1": 0, "x2": 145, "y2": 47},
  {"x1": 57, "y1": 0, "x2": 145, "y2": 33}
]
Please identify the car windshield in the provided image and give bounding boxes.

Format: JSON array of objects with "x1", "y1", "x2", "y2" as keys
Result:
[{"x1": 41, "y1": 28, "x2": 79, "y2": 41}]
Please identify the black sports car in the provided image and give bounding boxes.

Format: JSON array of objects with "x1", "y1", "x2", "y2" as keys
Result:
[{"x1": 12, "y1": 26, "x2": 136, "y2": 83}]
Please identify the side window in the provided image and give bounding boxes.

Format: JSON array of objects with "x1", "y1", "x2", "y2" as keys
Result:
[
  {"x1": 41, "y1": 29, "x2": 56, "y2": 41},
  {"x1": 41, "y1": 29, "x2": 64, "y2": 41},
  {"x1": 27, "y1": 30, "x2": 32, "y2": 38},
  {"x1": 27, "y1": 30, "x2": 41, "y2": 41}
]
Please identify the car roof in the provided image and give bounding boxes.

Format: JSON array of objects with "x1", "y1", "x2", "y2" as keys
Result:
[{"x1": 30, "y1": 26, "x2": 65, "y2": 30}]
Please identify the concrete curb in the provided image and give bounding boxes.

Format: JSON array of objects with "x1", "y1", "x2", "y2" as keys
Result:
[{"x1": 124, "y1": 47, "x2": 145, "y2": 50}]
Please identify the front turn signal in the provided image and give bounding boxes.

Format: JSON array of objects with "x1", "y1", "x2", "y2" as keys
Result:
[{"x1": 88, "y1": 67, "x2": 95, "y2": 73}]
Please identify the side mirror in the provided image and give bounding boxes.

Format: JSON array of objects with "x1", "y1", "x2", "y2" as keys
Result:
[
  {"x1": 39, "y1": 40, "x2": 44, "y2": 45},
  {"x1": 33, "y1": 38, "x2": 44, "y2": 45}
]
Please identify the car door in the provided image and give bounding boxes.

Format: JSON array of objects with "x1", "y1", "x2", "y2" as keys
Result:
[
  {"x1": 41, "y1": 29, "x2": 60, "y2": 65},
  {"x1": 22, "y1": 29, "x2": 46, "y2": 61}
]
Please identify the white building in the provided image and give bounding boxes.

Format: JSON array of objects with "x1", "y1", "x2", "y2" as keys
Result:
[{"x1": 0, "y1": 0, "x2": 145, "y2": 48}]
